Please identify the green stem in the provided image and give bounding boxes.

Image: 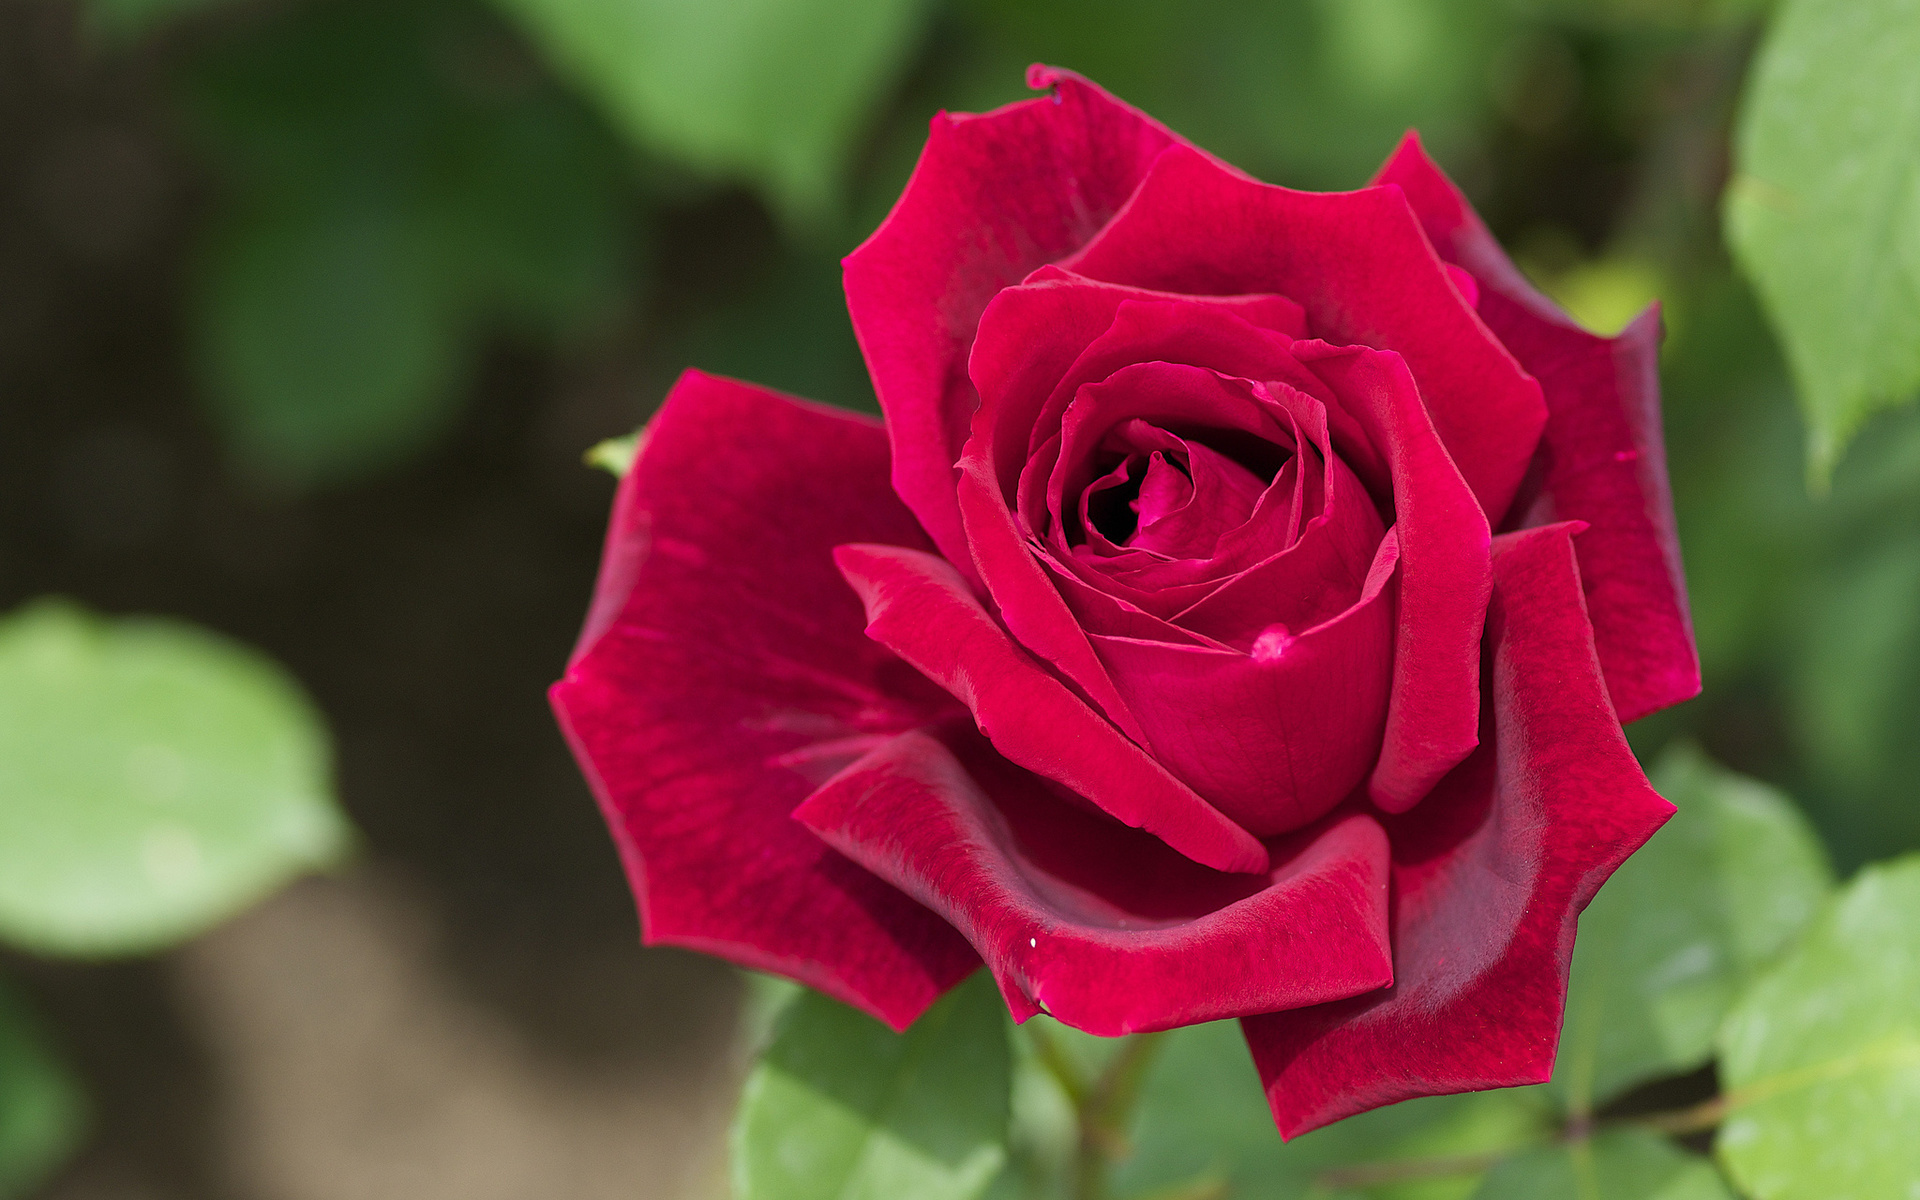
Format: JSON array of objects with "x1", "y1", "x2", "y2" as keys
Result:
[
  {"x1": 1025, "y1": 1028, "x2": 1167, "y2": 1200},
  {"x1": 1314, "y1": 1150, "x2": 1510, "y2": 1190},
  {"x1": 1620, "y1": 1093, "x2": 1730, "y2": 1138},
  {"x1": 1026, "y1": 1021, "x2": 1089, "y2": 1109}
]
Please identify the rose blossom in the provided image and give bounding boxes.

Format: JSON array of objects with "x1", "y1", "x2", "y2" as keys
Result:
[{"x1": 551, "y1": 67, "x2": 1700, "y2": 1135}]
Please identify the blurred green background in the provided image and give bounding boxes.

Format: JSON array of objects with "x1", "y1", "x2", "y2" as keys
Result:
[{"x1": 1, "y1": 0, "x2": 1915, "y2": 1195}]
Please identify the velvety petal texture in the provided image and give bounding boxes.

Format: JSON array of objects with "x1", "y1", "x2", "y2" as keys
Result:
[
  {"x1": 1292, "y1": 343, "x2": 1491, "y2": 812},
  {"x1": 1374, "y1": 134, "x2": 1701, "y2": 722},
  {"x1": 557, "y1": 67, "x2": 1703, "y2": 1145},
  {"x1": 958, "y1": 271, "x2": 1467, "y2": 834},
  {"x1": 550, "y1": 371, "x2": 979, "y2": 1030},
  {"x1": 1240, "y1": 523, "x2": 1675, "y2": 1137},
  {"x1": 795, "y1": 721, "x2": 1393, "y2": 1036},
  {"x1": 833, "y1": 543, "x2": 1269, "y2": 874},
  {"x1": 1063, "y1": 144, "x2": 1548, "y2": 523},
  {"x1": 844, "y1": 67, "x2": 1186, "y2": 573}
]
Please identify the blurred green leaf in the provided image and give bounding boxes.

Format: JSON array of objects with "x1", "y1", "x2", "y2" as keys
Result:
[
  {"x1": 0, "y1": 982, "x2": 84, "y2": 1200},
  {"x1": 1654, "y1": 268, "x2": 1803, "y2": 686},
  {"x1": 0, "y1": 600, "x2": 350, "y2": 957},
  {"x1": 82, "y1": 0, "x2": 231, "y2": 39},
  {"x1": 945, "y1": 0, "x2": 1509, "y2": 190},
  {"x1": 1472, "y1": 1129, "x2": 1732, "y2": 1200},
  {"x1": 196, "y1": 198, "x2": 468, "y2": 485},
  {"x1": 1507, "y1": 0, "x2": 1771, "y2": 31},
  {"x1": 584, "y1": 427, "x2": 643, "y2": 478},
  {"x1": 491, "y1": 0, "x2": 930, "y2": 231},
  {"x1": 1653, "y1": 263, "x2": 1920, "y2": 869},
  {"x1": 1715, "y1": 855, "x2": 1920, "y2": 1199},
  {"x1": 1553, "y1": 743, "x2": 1833, "y2": 1111},
  {"x1": 987, "y1": 1020, "x2": 1078, "y2": 1200},
  {"x1": 1790, "y1": 533, "x2": 1920, "y2": 853},
  {"x1": 735, "y1": 970, "x2": 805, "y2": 1059},
  {"x1": 1529, "y1": 255, "x2": 1668, "y2": 339},
  {"x1": 673, "y1": 252, "x2": 877, "y2": 411},
  {"x1": 183, "y1": 0, "x2": 636, "y2": 487},
  {"x1": 731, "y1": 972, "x2": 1011, "y2": 1200},
  {"x1": 1725, "y1": 0, "x2": 1920, "y2": 480},
  {"x1": 1116, "y1": 1019, "x2": 1551, "y2": 1200}
]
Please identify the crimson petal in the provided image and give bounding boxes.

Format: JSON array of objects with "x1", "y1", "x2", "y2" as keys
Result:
[
  {"x1": 1373, "y1": 134, "x2": 1700, "y2": 722},
  {"x1": 1089, "y1": 532, "x2": 1399, "y2": 836},
  {"x1": 1062, "y1": 143, "x2": 1546, "y2": 523},
  {"x1": 550, "y1": 371, "x2": 979, "y2": 1031},
  {"x1": 844, "y1": 66, "x2": 1186, "y2": 573},
  {"x1": 1294, "y1": 342, "x2": 1492, "y2": 812},
  {"x1": 1240, "y1": 521, "x2": 1675, "y2": 1137},
  {"x1": 833, "y1": 542, "x2": 1270, "y2": 875},
  {"x1": 794, "y1": 722, "x2": 1392, "y2": 1036}
]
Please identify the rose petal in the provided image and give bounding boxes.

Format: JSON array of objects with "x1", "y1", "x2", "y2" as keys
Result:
[
  {"x1": 832, "y1": 542, "x2": 1270, "y2": 875},
  {"x1": 794, "y1": 722, "x2": 1392, "y2": 1035},
  {"x1": 1088, "y1": 532, "x2": 1400, "y2": 836},
  {"x1": 1025, "y1": 262, "x2": 1312, "y2": 341},
  {"x1": 844, "y1": 67, "x2": 1185, "y2": 573},
  {"x1": 1294, "y1": 342, "x2": 1492, "y2": 812},
  {"x1": 1240, "y1": 521, "x2": 1675, "y2": 1137},
  {"x1": 1042, "y1": 565, "x2": 1237, "y2": 648},
  {"x1": 1370, "y1": 132, "x2": 1561, "y2": 326},
  {"x1": 962, "y1": 284, "x2": 1334, "y2": 745},
  {"x1": 551, "y1": 371, "x2": 980, "y2": 1030},
  {"x1": 970, "y1": 281, "x2": 1328, "y2": 500},
  {"x1": 1061, "y1": 144, "x2": 1547, "y2": 522},
  {"x1": 1024, "y1": 375, "x2": 1381, "y2": 644},
  {"x1": 1373, "y1": 134, "x2": 1700, "y2": 722},
  {"x1": 1020, "y1": 355, "x2": 1364, "y2": 609},
  {"x1": 1046, "y1": 364, "x2": 1294, "y2": 560},
  {"x1": 956, "y1": 458, "x2": 1155, "y2": 745},
  {"x1": 1130, "y1": 439, "x2": 1269, "y2": 558},
  {"x1": 1169, "y1": 461, "x2": 1384, "y2": 647}
]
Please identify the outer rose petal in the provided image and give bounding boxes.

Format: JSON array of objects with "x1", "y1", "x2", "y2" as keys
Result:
[
  {"x1": 1293, "y1": 343, "x2": 1492, "y2": 813},
  {"x1": 1062, "y1": 144, "x2": 1547, "y2": 523},
  {"x1": 550, "y1": 371, "x2": 979, "y2": 1031},
  {"x1": 844, "y1": 66, "x2": 1186, "y2": 573},
  {"x1": 1240, "y1": 522, "x2": 1675, "y2": 1138},
  {"x1": 1373, "y1": 134, "x2": 1700, "y2": 722},
  {"x1": 794, "y1": 722, "x2": 1392, "y2": 1035},
  {"x1": 833, "y1": 542, "x2": 1270, "y2": 875}
]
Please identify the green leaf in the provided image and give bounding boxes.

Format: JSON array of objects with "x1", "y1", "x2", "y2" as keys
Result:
[
  {"x1": 1714, "y1": 855, "x2": 1920, "y2": 1200},
  {"x1": 196, "y1": 196, "x2": 469, "y2": 485},
  {"x1": 182, "y1": 0, "x2": 636, "y2": 487},
  {"x1": 736, "y1": 970, "x2": 805, "y2": 1057},
  {"x1": 583, "y1": 428, "x2": 643, "y2": 477},
  {"x1": 491, "y1": 0, "x2": 930, "y2": 230},
  {"x1": 1472, "y1": 1129, "x2": 1733, "y2": 1200},
  {"x1": 671, "y1": 252, "x2": 878, "y2": 411},
  {"x1": 0, "y1": 600, "x2": 351, "y2": 956},
  {"x1": 1116, "y1": 1019, "x2": 1552, "y2": 1200},
  {"x1": 1553, "y1": 743, "x2": 1833, "y2": 1111},
  {"x1": 731, "y1": 972, "x2": 1011, "y2": 1200},
  {"x1": 992, "y1": 1020, "x2": 1079, "y2": 1200},
  {"x1": 944, "y1": 0, "x2": 1509, "y2": 193},
  {"x1": 82, "y1": 0, "x2": 232, "y2": 39},
  {"x1": 0, "y1": 981, "x2": 85, "y2": 1200},
  {"x1": 1790, "y1": 534, "x2": 1920, "y2": 853},
  {"x1": 1725, "y1": 0, "x2": 1920, "y2": 480}
]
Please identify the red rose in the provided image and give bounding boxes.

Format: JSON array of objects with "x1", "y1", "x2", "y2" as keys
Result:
[{"x1": 551, "y1": 67, "x2": 1700, "y2": 1136}]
